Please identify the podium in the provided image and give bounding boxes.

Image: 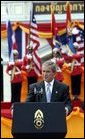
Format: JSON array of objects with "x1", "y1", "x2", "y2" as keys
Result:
[{"x1": 12, "y1": 102, "x2": 67, "y2": 138}]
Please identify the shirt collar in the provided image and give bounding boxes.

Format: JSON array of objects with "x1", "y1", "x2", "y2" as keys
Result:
[{"x1": 44, "y1": 79, "x2": 54, "y2": 87}]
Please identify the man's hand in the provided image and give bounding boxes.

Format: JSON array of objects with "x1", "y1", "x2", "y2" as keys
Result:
[
  {"x1": 10, "y1": 104, "x2": 14, "y2": 117},
  {"x1": 65, "y1": 107, "x2": 69, "y2": 116}
]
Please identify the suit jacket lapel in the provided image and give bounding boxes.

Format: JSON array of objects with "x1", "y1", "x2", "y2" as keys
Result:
[{"x1": 51, "y1": 80, "x2": 59, "y2": 102}]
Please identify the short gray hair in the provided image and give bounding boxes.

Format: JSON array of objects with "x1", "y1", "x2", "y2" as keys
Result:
[{"x1": 42, "y1": 60, "x2": 57, "y2": 73}]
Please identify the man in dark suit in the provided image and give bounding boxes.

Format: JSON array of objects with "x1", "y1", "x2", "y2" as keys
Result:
[{"x1": 26, "y1": 60, "x2": 73, "y2": 116}]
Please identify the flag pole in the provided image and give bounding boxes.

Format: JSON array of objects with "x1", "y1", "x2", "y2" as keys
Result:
[
  {"x1": 28, "y1": 2, "x2": 33, "y2": 48},
  {"x1": 51, "y1": 1, "x2": 56, "y2": 49}
]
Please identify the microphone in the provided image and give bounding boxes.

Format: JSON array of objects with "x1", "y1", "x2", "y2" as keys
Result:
[
  {"x1": 34, "y1": 87, "x2": 43, "y2": 102},
  {"x1": 39, "y1": 88, "x2": 43, "y2": 95},
  {"x1": 34, "y1": 87, "x2": 37, "y2": 95}
]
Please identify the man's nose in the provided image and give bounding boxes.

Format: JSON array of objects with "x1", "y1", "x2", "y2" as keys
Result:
[{"x1": 43, "y1": 72, "x2": 47, "y2": 75}]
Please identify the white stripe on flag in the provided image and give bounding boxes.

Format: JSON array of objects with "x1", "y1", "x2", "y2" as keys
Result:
[
  {"x1": 30, "y1": 28, "x2": 38, "y2": 35},
  {"x1": 29, "y1": 13, "x2": 42, "y2": 76},
  {"x1": 33, "y1": 51, "x2": 41, "y2": 70},
  {"x1": 22, "y1": 31, "x2": 26, "y2": 59}
]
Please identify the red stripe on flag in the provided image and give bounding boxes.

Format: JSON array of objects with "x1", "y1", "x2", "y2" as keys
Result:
[{"x1": 29, "y1": 13, "x2": 42, "y2": 76}]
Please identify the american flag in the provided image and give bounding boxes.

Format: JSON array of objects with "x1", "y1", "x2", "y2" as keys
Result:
[{"x1": 29, "y1": 13, "x2": 42, "y2": 76}]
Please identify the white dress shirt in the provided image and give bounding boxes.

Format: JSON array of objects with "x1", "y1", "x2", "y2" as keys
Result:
[{"x1": 44, "y1": 79, "x2": 54, "y2": 102}]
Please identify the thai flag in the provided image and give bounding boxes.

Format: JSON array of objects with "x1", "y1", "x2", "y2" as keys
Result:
[
  {"x1": 6, "y1": 7, "x2": 27, "y2": 61},
  {"x1": 6, "y1": 20, "x2": 27, "y2": 61},
  {"x1": 15, "y1": 27, "x2": 27, "y2": 59},
  {"x1": 6, "y1": 20, "x2": 15, "y2": 62}
]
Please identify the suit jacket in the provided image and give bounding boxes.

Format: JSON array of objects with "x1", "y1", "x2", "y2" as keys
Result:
[{"x1": 26, "y1": 80, "x2": 73, "y2": 114}]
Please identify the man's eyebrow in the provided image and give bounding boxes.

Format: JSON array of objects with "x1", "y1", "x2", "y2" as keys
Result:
[{"x1": 42, "y1": 70, "x2": 50, "y2": 72}]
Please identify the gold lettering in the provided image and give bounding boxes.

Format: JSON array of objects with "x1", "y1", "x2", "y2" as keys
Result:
[
  {"x1": 78, "y1": 4, "x2": 82, "y2": 11},
  {"x1": 82, "y1": 4, "x2": 84, "y2": 11},
  {"x1": 45, "y1": 5, "x2": 50, "y2": 12},
  {"x1": 64, "y1": 4, "x2": 72, "y2": 12},
  {"x1": 34, "y1": 2, "x2": 84, "y2": 14},
  {"x1": 78, "y1": 4, "x2": 84, "y2": 11},
  {"x1": 41, "y1": 5, "x2": 45, "y2": 12},
  {"x1": 72, "y1": 4, "x2": 78, "y2": 11},
  {"x1": 55, "y1": 5, "x2": 59, "y2": 12},
  {"x1": 50, "y1": 4, "x2": 55, "y2": 12},
  {"x1": 63, "y1": 4, "x2": 66, "y2": 12},
  {"x1": 55, "y1": 5, "x2": 63, "y2": 14},
  {"x1": 35, "y1": 5, "x2": 41, "y2": 12}
]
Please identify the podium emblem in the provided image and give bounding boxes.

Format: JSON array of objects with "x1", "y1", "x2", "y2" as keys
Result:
[{"x1": 34, "y1": 109, "x2": 44, "y2": 129}]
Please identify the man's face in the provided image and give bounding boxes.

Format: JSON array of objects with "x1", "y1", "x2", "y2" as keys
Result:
[
  {"x1": 53, "y1": 52, "x2": 57, "y2": 57},
  {"x1": 42, "y1": 65, "x2": 55, "y2": 82},
  {"x1": 13, "y1": 54, "x2": 18, "y2": 60}
]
